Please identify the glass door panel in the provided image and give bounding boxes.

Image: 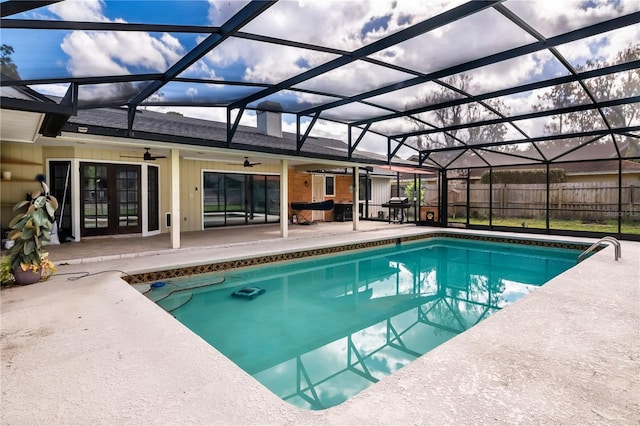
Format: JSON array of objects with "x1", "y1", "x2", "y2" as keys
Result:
[
  {"x1": 117, "y1": 166, "x2": 140, "y2": 228},
  {"x1": 49, "y1": 161, "x2": 73, "y2": 240},
  {"x1": 80, "y1": 163, "x2": 141, "y2": 236},
  {"x1": 147, "y1": 166, "x2": 159, "y2": 232},
  {"x1": 82, "y1": 164, "x2": 109, "y2": 234},
  {"x1": 225, "y1": 174, "x2": 246, "y2": 225}
]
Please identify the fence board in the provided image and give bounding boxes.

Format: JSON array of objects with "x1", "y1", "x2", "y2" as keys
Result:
[{"x1": 441, "y1": 182, "x2": 640, "y2": 221}]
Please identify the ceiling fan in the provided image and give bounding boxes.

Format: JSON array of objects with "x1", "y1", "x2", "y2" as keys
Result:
[
  {"x1": 227, "y1": 157, "x2": 261, "y2": 167},
  {"x1": 243, "y1": 157, "x2": 261, "y2": 167},
  {"x1": 121, "y1": 148, "x2": 167, "y2": 161}
]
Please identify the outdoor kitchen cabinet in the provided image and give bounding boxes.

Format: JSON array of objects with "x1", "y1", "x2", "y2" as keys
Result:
[{"x1": 333, "y1": 203, "x2": 353, "y2": 222}]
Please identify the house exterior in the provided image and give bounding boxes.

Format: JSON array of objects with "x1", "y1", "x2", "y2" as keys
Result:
[{"x1": 1, "y1": 102, "x2": 400, "y2": 245}]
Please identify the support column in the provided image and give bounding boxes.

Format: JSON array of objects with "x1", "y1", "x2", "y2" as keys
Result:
[
  {"x1": 170, "y1": 148, "x2": 180, "y2": 249},
  {"x1": 353, "y1": 165, "x2": 359, "y2": 231},
  {"x1": 280, "y1": 159, "x2": 288, "y2": 238},
  {"x1": 440, "y1": 170, "x2": 448, "y2": 227}
]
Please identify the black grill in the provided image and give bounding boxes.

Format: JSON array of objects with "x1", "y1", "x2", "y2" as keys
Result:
[
  {"x1": 382, "y1": 197, "x2": 410, "y2": 208},
  {"x1": 382, "y1": 197, "x2": 411, "y2": 223}
]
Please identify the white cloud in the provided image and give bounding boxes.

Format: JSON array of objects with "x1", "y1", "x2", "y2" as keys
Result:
[
  {"x1": 207, "y1": 0, "x2": 251, "y2": 26},
  {"x1": 34, "y1": 0, "x2": 637, "y2": 151},
  {"x1": 505, "y1": 0, "x2": 640, "y2": 38},
  {"x1": 455, "y1": 51, "x2": 550, "y2": 94},
  {"x1": 203, "y1": 1, "x2": 469, "y2": 87},
  {"x1": 204, "y1": 37, "x2": 337, "y2": 83},
  {"x1": 49, "y1": 0, "x2": 207, "y2": 80},
  {"x1": 505, "y1": 0, "x2": 640, "y2": 68},
  {"x1": 49, "y1": 0, "x2": 107, "y2": 22},
  {"x1": 371, "y1": 6, "x2": 537, "y2": 75},
  {"x1": 285, "y1": 118, "x2": 347, "y2": 142},
  {"x1": 186, "y1": 87, "x2": 198, "y2": 98},
  {"x1": 555, "y1": 25, "x2": 640, "y2": 69},
  {"x1": 31, "y1": 84, "x2": 70, "y2": 97}
]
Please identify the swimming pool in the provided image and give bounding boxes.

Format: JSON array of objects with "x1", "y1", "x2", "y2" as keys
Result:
[{"x1": 148, "y1": 237, "x2": 583, "y2": 410}]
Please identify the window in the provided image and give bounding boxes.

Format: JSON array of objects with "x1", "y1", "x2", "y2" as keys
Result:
[
  {"x1": 147, "y1": 165, "x2": 159, "y2": 232},
  {"x1": 203, "y1": 171, "x2": 280, "y2": 228},
  {"x1": 359, "y1": 176, "x2": 371, "y2": 201},
  {"x1": 325, "y1": 176, "x2": 335, "y2": 196}
]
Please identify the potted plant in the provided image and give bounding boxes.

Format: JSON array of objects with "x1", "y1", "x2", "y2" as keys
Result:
[
  {"x1": 6, "y1": 174, "x2": 58, "y2": 285},
  {"x1": 0, "y1": 255, "x2": 14, "y2": 286}
]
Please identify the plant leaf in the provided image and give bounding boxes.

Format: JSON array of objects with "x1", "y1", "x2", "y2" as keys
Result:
[
  {"x1": 23, "y1": 240, "x2": 35, "y2": 255},
  {"x1": 47, "y1": 196, "x2": 58, "y2": 211},
  {"x1": 32, "y1": 209, "x2": 42, "y2": 226},
  {"x1": 46, "y1": 202, "x2": 56, "y2": 218},
  {"x1": 33, "y1": 196, "x2": 46, "y2": 209},
  {"x1": 8, "y1": 214, "x2": 27, "y2": 229},
  {"x1": 21, "y1": 227, "x2": 34, "y2": 240},
  {"x1": 12, "y1": 200, "x2": 28, "y2": 211}
]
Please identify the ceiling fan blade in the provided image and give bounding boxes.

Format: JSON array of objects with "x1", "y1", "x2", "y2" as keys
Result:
[
  {"x1": 243, "y1": 157, "x2": 262, "y2": 167},
  {"x1": 120, "y1": 155, "x2": 143, "y2": 159},
  {"x1": 224, "y1": 157, "x2": 261, "y2": 167}
]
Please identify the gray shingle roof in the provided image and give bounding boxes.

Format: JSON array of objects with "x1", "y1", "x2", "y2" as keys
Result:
[{"x1": 66, "y1": 107, "x2": 389, "y2": 164}]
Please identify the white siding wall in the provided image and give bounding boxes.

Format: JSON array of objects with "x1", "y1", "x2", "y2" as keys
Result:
[{"x1": 369, "y1": 176, "x2": 392, "y2": 219}]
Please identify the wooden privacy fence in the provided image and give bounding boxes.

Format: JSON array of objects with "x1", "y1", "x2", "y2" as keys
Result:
[{"x1": 438, "y1": 182, "x2": 640, "y2": 221}]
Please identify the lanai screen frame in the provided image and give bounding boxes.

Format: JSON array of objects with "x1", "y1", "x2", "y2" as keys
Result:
[{"x1": 1, "y1": 0, "x2": 639, "y2": 239}]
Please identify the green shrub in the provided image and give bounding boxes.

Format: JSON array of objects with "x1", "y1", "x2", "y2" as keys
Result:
[{"x1": 480, "y1": 168, "x2": 566, "y2": 184}]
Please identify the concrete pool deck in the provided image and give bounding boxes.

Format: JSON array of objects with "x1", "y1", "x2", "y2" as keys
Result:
[{"x1": 1, "y1": 224, "x2": 639, "y2": 425}]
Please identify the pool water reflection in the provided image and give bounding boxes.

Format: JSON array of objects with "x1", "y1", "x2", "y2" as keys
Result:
[{"x1": 157, "y1": 238, "x2": 580, "y2": 410}]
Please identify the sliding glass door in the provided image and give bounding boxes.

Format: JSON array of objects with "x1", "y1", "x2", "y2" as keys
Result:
[{"x1": 203, "y1": 171, "x2": 280, "y2": 228}]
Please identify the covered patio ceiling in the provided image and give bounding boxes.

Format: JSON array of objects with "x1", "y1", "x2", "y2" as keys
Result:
[{"x1": 1, "y1": 0, "x2": 639, "y2": 171}]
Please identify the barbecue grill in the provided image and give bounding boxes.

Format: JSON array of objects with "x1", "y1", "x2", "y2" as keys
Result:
[{"x1": 382, "y1": 197, "x2": 411, "y2": 223}]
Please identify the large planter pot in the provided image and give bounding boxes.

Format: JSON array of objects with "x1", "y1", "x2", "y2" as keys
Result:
[{"x1": 12, "y1": 266, "x2": 42, "y2": 285}]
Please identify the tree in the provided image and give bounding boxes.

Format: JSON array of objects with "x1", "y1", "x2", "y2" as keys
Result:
[
  {"x1": 403, "y1": 180, "x2": 425, "y2": 203},
  {"x1": 406, "y1": 73, "x2": 511, "y2": 152},
  {"x1": 533, "y1": 45, "x2": 639, "y2": 150},
  {"x1": 1, "y1": 44, "x2": 20, "y2": 79}
]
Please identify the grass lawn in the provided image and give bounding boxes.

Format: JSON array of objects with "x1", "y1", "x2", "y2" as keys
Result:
[{"x1": 465, "y1": 217, "x2": 640, "y2": 235}]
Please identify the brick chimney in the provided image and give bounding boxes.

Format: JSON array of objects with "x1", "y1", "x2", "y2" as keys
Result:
[{"x1": 256, "y1": 101, "x2": 282, "y2": 138}]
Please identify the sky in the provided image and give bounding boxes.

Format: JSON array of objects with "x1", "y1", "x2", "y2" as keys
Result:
[{"x1": 1, "y1": 0, "x2": 639, "y2": 158}]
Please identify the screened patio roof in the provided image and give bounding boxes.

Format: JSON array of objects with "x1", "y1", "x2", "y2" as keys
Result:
[{"x1": 1, "y1": 0, "x2": 639, "y2": 171}]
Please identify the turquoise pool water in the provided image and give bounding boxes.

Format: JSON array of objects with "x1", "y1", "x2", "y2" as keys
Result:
[{"x1": 153, "y1": 237, "x2": 581, "y2": 410}]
